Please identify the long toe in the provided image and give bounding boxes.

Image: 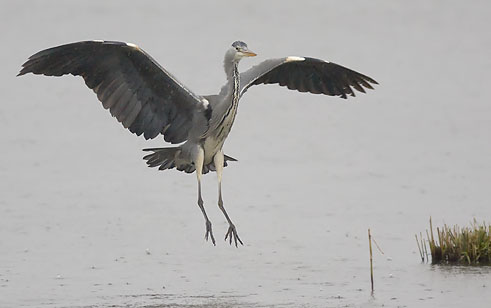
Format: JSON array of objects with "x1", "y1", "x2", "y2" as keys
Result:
[
  {"x1": 205, "y1": 220, "x2": 216, "y2": 246},
  {"x1": 225, "y1": 224, "x2": 243, "y2": 247}
]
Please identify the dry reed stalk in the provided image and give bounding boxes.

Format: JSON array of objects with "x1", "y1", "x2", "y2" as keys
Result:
[{"x1": 368, "y1": 228, "x2": 374, "y2": 293}]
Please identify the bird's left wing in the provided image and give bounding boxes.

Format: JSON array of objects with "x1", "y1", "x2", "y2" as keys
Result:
[
  {"x1": 239, "y1": 57, "x2": 378, "y2": 99},
  {"x1": 18, "y1": 41, "x2": 209, "y2": 143}
]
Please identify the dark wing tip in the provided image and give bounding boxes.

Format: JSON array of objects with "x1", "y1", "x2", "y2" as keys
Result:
[
  {"x1": 359, "y1": 74, "x2": 379, "y2": 86},
  {"x1": 17, "y1": 60, "x2": 34, "y2": 76},
  {"x1": 366, "y1": 75, "x2": 379, "y2": 85},
  {"x1": 17, "y1": 65, "x2": 38, "y2": 77}
]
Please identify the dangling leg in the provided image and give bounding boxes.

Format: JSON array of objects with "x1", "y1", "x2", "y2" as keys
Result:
[
  {"x1": 195, "y1": 146, "x2": 215, "y2": 245},
  {"x1": 214, "y1": 150, "x2": 243, "y2": 247}
]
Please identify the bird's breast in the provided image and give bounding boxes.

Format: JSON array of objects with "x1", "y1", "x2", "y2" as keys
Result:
[
  {"x1": 200, "y1": 64, "x2": 240, "y2": 163},
  {"x1": 202, "y1": 136, "x2": 225, "y2": 163}
]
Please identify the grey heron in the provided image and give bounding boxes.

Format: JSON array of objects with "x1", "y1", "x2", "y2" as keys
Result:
[{"x1": 18, "y1": 40, "x2": 378, "y2": 246}]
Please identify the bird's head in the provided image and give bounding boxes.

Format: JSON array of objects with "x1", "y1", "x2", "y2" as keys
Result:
[{"x1": 229, "y1": 41, "x2": 257, "y2": 62}]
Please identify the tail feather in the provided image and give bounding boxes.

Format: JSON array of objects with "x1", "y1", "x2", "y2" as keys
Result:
[
  {"x1": 143, "y1": 147, "x2": 180, "y2": 171},
  {"x1": 142, "y1": 147, "x2": 237, "y2": 174},
  {"x1": 224, "y1": 154, "x2": 238, "y2": 162}
]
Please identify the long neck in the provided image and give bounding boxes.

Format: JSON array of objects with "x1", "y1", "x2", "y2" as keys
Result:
[
  {"x1": 225, "y1": 58, "x2": 238, "y2": 80},
  {"x1": 213, "y1": 61, "x2": 240, "y2": 135},
  {"x1": 229, "y1": 62, "x2": 239, "y2": 98},
  {"x1": 222, "y1": 61, "x2": 240, "y2": 116},
  {"x1": 221, "y1": 57, "x2": 240, "y2": 101}
]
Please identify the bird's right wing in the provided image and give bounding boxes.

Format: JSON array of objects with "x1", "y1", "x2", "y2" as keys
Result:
[
  {"x1": 239, "y1": 57, "x2": 378, "y2": 99},
  {"x1": 18, "y1": 41, "x2": 210, "y2": 143}
]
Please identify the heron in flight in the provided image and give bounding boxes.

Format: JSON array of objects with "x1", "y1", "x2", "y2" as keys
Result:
[{"x1": 18, "y1": 40, "x2": 377, "y2": 246}]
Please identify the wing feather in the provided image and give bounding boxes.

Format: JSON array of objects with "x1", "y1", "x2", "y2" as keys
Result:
[
  {"x1": 240, "y1": 56, "x2": 377, "y2": 99},
  {"x1": 18, "y1": 40, "x2": 208, "y2": 143}
]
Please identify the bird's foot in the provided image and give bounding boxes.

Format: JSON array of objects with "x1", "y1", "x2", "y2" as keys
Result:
[
  {"x1": 225, "y1": 223, "x2": 243, "y2": 247},
  {"x1": 205, "y1": 220, "x2": 216, "y2": 246}
]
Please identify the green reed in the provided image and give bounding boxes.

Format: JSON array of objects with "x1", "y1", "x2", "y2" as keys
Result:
[{"x1": 416, "y1": 218, "x2": 491, "y2": 265}]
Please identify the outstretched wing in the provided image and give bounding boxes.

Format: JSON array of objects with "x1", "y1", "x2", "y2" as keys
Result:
[
  {"x1": 240, "y1": 57, "x2": 378, "y2": 99},
  {"x1": 18, "y1": 40, "x2": 209, "y2": 143}
]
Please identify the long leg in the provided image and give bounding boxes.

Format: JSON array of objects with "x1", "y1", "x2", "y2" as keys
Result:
[
  {"x1": 214, "y1": 150, "x2": 243, "y2": 247},
  {"x1": 195, "y1": 146, "x2": 215, "y2": 245}
]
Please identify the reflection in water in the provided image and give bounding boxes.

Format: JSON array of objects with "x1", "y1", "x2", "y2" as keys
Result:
[
  {"x1": 79, "y1": 293, "x2": 261, "y2": 308},
  {"x1": 430, "y1": 264, "x2": 491, "y2": 275}
]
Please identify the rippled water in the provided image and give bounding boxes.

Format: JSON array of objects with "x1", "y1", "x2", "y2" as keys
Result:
[{"x1": 1, "y1": 1, "x2": 491, "y2": 307}]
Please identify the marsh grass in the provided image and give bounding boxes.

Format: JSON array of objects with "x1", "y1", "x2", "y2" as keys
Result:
[{"x1": 416, "y1": 218, "x2": 491, "y2": 265}]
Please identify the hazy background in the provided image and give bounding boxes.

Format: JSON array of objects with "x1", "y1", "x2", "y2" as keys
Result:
[{"x1": 1, "y1": 1, "x2": 490, "y2": 307}]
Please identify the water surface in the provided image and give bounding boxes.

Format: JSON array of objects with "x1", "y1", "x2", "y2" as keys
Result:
[{"x1": 1, "y1": 1, "x2": 491, "y2": 307}]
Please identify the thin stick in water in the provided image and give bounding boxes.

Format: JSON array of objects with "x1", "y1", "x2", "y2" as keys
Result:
[
  {"x1": 368, "y1": 228, "x2": 374, "y2": 294},
  {"x1": 415, "y1": 234, "x2": 424, "y2": 262},
  {"x1": 371, "y1": 236, "x2": 385, "y2": 255}
]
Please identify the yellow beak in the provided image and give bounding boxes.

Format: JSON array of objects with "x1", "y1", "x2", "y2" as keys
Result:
[{"x1": 243, "y1": 50, "x2": 257, "y2": 57}]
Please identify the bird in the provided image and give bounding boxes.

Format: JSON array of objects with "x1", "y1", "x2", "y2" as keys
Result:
[{"x1": 18, "y1": 40, "x2": 378, "y2": 247}]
